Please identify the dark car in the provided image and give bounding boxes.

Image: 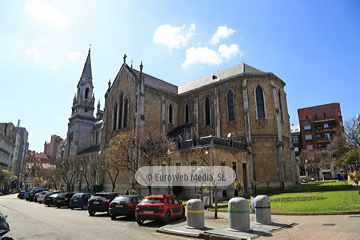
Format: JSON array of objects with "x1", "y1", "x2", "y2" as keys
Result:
[
  {"x1": 17, "y1": 190, "x2": 25, "y2": 199},
  {"x1": 44, "y1": 193, "x2": 59, "y2": 207},
  {"x1": 135, "y1": 195, "x2": 185, "y2": 225},
  {"x1": 109, "y1": 195, "x2": 144, "y2": 220},
  {"x1": 28, "y1": 188, "x2": 48, "y2": 202},
  {"x1": 55, "y1": 192, "x2": 76, "y2": 208},
  {"x1": 70, "y1": 193, "x2": 92, "y2": 210},
  {"x1": 87, "y1": 192, "x2": 120, "y2": 216}
]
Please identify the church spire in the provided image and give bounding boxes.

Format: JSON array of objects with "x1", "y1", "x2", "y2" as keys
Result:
[{"x1": 81, "y1": 48, "x2": 92, "y2": 78}]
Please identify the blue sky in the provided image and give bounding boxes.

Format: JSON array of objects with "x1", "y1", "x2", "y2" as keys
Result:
[{"x1": 1, "y1": 0, "x2": 359, "y2": 153}]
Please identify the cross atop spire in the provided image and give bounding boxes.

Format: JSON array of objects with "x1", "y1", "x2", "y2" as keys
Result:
[{"x1": 123, "y1": 54, "x2": 127, "y2": 63}]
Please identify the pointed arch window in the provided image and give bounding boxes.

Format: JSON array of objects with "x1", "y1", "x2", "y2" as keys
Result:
[
  {"x1": 113, "y1": 103, "x2": 118, "y2": 131},
  {"x1": 118, "y1": 92, "x2": 123, "y2": 129},
  {"x1": 227, "y1": 90, "x2": 235, "y2": 122},
  {"x1": 123, "y1": 96, "x2": 129, "y2": 128},
  {"x1": 205, "y1": 97, "x2": 211, "y2": 126},
  {"x1": 278, "y1": 90, "x2": 284, "y2": 121},
  {"x1": 85, "y1": 88, "x2": 90, "y2": 99},
  {"x1": 169, "y1": 104, "x2": 173, "y2": 124},
  {"x1": 255, "y1": 86, "x2": 265, "y2": 119},
  {"x1": 185, "y1": 103, "x2": 189, "y2": 123}
]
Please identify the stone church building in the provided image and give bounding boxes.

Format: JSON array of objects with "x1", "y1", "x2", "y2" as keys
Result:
[{"x1": 65, "y1": 50, "x2": 298, "y2": 198}]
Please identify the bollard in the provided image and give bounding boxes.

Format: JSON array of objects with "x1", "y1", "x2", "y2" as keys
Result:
[
  {"x1": 252, "y1": 195, "x2": 271, "y2": 224},
  {"x1": 228, "y1": 197, "x2": 250, "y2": 232},
  {"x1": 185, "y1": 199, "x2": 205, "y2": 229}
]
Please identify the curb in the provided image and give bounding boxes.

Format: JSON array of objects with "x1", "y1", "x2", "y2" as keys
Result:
[{"x1": 206, "y1": 209, "x2": 360, "y2": 216}]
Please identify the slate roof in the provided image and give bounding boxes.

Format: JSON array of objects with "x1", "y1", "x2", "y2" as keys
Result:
[
  {"x1": 78, "y1": 144, "x2": 100, "y2": 155},
  {"x1": 167, "y1": 122, "x2": 195, "y2": 138},
  {"x1": 178, "y1": 63, "x2": 264, "y2": 94},
  {"x1": 132, "y1": 69, "x2": 178, "y2": 94},
  {"x1": 81, "y1": 49, "x2": 92, "y2": 78}
]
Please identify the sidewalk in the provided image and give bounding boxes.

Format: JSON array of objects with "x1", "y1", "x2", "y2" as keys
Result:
[{"x1": 158, "y1": 210, "x2": 360, "y2": 239}]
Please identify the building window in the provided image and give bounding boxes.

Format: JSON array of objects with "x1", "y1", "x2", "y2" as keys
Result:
[
  {"x1": 324, "y1": 113, "x2": 327, "y2": 118},
  {"x1": 292, "y1": 136, "x2": 298, "y2": 143},
  {"x1": 85, "y1": 88, "x2": 90, "y2": 99},
  {"x1": 113, "y1": 103, "x2": 118, "y2": 131},
  {"x1": 294, "y1": 147, "x2": 299, "y2": 152},
  {"x1": 314, "y1": 114, "x2": 317, "y2": 120},
  {"x1": 305, "y1": 134, "x2": 312, "y2": 140},
  {"x1": 325, "y1": 133, "x2": 331, "y2": 139},
  {"x1": 118, "y1": 92, "x2": 123, "y2": 129},
  {"x1": 306, "y1": 116, "x2": 308, "y2": 120},
  {"x1": 324, "y1": 123, "x2": 329, "y2": 128},
  {"x1": 304, "y1": 125, "x2": 311, "y2": 130},
  {"x1": 185, "y1": 103, "x2": 189, "y2": 123},
  {"x1": 255, "y1": 86, "x2": 265, "y2": 119},
  {"x1": 169, "y1": 104, "x2": 173, "y2": 124},
  {"x1": 306, "y1": 145, "x2": 314, "y2": 150},
  {"x1": 205, "y1": 97, "x2": 211, "y2": 126},
  {"x1": 123, "y1": 97, "x2": 129, "y2": 128},
  {"x1": 227, "y1": 90, "x2": 235, "y2": 122},
  {"x1": 278, "y1": 90, "x2": 283, "y2": 121}
]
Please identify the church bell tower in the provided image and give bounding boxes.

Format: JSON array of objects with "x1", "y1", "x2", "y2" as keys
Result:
[{"x1": 65, "y1": 48, "x2": 95, "y2": 157}]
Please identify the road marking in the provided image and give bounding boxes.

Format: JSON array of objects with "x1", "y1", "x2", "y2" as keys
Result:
[{"x1": 153, "y1": 232, "x2": 193, "y2": 239}]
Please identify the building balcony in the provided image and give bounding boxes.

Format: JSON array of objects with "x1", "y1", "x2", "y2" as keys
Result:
[
  {"x1": 314, "y1": 126, "x2": 337, "y2": 132},
  {"x1": 313, "y1": 117, "x2": 336, "y2": 123},
  {"x1": 316, "y1": 137, "x2": 332, "y2": 142}
]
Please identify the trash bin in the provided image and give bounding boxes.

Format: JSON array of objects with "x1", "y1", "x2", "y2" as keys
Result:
[
  {"x1": 185, "y1": 199, "x2": 205, "y2": 229},
  {"x1": 252, "y1": 195, "x2": 271, "y2": 224},
  {"x1": 228, "y1": 197, "x2": 250, "y2": 232}
]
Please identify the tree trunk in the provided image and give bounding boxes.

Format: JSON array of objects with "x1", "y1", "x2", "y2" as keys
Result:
[
  {"x1": 214, "y1": 186, "x2": 218, "y2": 219},
  {"x1": 148, "y1": 185, "x2": 152, "y2": 195}
]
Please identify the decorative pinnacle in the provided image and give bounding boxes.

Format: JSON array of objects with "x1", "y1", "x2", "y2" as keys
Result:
[
  {"x1": 123, "y1": 54, "x2": 127, "y2": 63},
  {"x1": 139, "y1": 61, "x2": 143, "y2": 72},
  {"x1": 108, "y1": 79, "x2": 111, "y2": 89}
]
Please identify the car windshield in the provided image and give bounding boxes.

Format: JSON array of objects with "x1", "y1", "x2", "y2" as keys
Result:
[
  {"x1": 93, "y1": 194, "x2": 109, "y2": 199},
  {"x1": 57, "y1": 193, "x2": 66, "y2": 198},
  {"x1": 141, "y1": 198, "x2": 164, "y2": 203},
  {"x1": 72, "y1": 194, "x2": 81, "y2": 199},
  {"x1": 49, "y1": 194, "x2": 58, "y2": 198}
]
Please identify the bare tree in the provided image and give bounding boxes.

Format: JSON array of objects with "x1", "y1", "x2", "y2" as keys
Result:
[
  {"x1": 299, "y1": 150, "x2": 333, "y2": 180},
  {"x1": 187, "y1": 147, "x2": 224, "y2": 219},
  {"x1": 54, "y1": 156, "x2": 78, "y2": 191},
  {"x1": 331, "y1": 117, "x2": 360, "y2": 172},
  {"x1": 77, "y1": 153, "x2": 103, "y2": 192}
]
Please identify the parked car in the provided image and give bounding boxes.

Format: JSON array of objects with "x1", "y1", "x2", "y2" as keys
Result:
[
  {"x1": 28, "y1": 188, "x2": 48, "y2": 202},
  {"x1": 44, "y1": 193, "x2": 59, "y2": 207},
  {"x1": 55, "y1": 192, "x2": 76, "y2": 208},
  {"x1": 33, "y1": 191, "x2": 46, "y2": 202},
  {"x1": 39, "y1": 191, "x2": 58, "y2": 204},
  {"x1": 70, "y1": 193, "x2": 92, "y2": 210},
  {"x1": 109, "y1": 195, "x2": 144, "y2": 220},
  {"x1": 23, "y1": 188, "x2": 33, "y2": 200},
  {"x1": 87, "y1": 192, "x2": 120, "y2": 216},
  {"x1": 17, "y1": 190, "x2": 25, "y2": 199},
  {"x1": 135, "y1": 195, "x2": 185, "y2": 225}
]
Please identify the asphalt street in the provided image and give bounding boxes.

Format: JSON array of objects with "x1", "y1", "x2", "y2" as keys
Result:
[{"x1": 0, "y1": 194, "x2": 194, "y2": 240}]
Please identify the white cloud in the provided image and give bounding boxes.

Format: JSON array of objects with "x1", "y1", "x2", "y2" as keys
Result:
[
  {"x1": 182, "y1": 44, "x2": 242, "y2": 68},
  {"x1": 218, "y1": 44, "x2": 242, "y2": 59},
  {"x1": 182, "y1": 47, "x2": 222, "y2": 68},
  {"x1": 25, "y1": 0, "x2": 67, "y2": 30},
  {"x1": 210, "y1": 26, "x2": 236, "y2": 45},
  {"x1": 153, "y1": 24, "x2": 195, "y2": 52},
  {"x1": 26, "y1": 47, "x2": 40, "y2": 62},
  {"x1": 69, "y1": 51, "x2": 81, "y2": 60}
]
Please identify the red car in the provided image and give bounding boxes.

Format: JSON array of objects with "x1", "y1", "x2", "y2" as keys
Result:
[{"x1": 135, "y1": 195, "x2": 185, "y2": 225}]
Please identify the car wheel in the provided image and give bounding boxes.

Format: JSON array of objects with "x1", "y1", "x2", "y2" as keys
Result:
[
  {"x1": 137, "y1": 219, "x2": 144, "y2": 225},
  {"x1": 110, "y1": 215, "x2": 116, "y2": 220},
  {"x1": 181, "y1": 208, "x2": 185, "y2": 219},
  {"x1": 71, "y1": 207, "x2": 74, "y2": 210},
  {"x1": 57, "y1": 205, "x2": 61, "y2": 208},
  {"x1": 81, "y1": 204, "x2": 87, "y2": 210},
  {"x1": 163, "y1": 212, "x2": 171, "y2": 224},
  {"x1": 47, "y1": 204, "x2": 50, "y2": 207},
  {"x1": 88, "y1": 210, "x2": 95, "y2": 216}
]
